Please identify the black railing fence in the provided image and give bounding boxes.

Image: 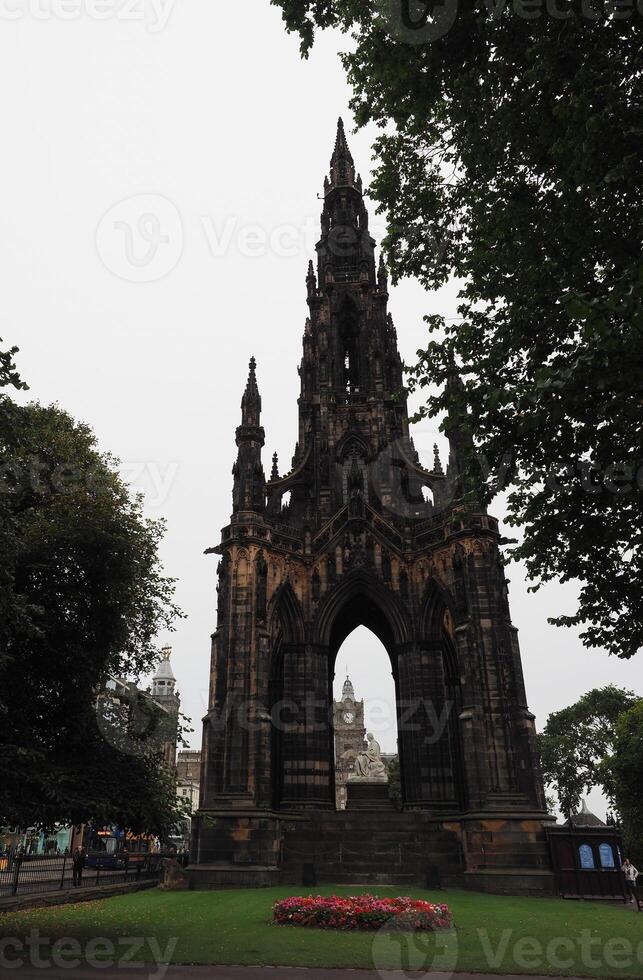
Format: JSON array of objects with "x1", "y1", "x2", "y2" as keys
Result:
[{"x1": 0, "y1": 853, "x2": 162, "y2": 899}]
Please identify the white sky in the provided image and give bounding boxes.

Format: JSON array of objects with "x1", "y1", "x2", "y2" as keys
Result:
[{"x1": 2, "y1": 1, "x2": 641, "y2": 816}]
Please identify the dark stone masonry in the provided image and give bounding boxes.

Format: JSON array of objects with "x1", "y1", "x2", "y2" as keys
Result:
[{"x1": 189, "y1": 120, "x2": 555, "y2": 895}]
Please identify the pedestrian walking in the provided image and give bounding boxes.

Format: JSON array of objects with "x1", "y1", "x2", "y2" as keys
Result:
[
  {"x1": 622, "y1": 858, "x2": 639, "y2": 902},
  {"x1": 72, "y1": 847, "x2": 85, "y2": 887}
]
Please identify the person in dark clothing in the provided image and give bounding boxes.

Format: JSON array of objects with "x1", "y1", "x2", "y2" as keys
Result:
[{"x1": 72, "y1": 847, "x2": 85, "y2": 887}]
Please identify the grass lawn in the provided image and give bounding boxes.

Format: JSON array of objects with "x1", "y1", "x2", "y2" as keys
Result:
[{"x1": 0, "y1": 885, "x2": 641, "y2": 978}]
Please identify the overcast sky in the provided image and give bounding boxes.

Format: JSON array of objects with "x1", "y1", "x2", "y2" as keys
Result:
[{"x1": 3, "y1": 2, "x2": 641, "y2": 815}]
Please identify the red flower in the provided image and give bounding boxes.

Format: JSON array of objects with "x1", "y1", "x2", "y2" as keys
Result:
[{"x1": 273, "y1": 894, "x2": 453, "y2": 932}]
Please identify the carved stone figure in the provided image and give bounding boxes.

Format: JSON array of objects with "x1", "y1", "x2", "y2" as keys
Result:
[{"x1": 354, "y1": 733, "x2": 387, "y2": 781}]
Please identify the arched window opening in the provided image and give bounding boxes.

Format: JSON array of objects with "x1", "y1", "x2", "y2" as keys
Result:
[
  {"x1": 579, "y1": 844, "x2": 595, "y2": 869},
  {"x1": 343, "y1": 338, "x2": 359, "y2": 394},
  {"x1": 337, "y1": 297, "x2": 360, "y2": 393},
  {"x1": 599, "y1": 843, "x2": 615, "y2": 868},
  {"x1": 421, "y1": 485, "x2": 433, "y2": 505},
  {"x1": 332, "y1": 626, "x2": 398, "y2": 811}
]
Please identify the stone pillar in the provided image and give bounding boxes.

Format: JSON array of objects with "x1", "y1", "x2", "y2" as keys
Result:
[
  {"x1": 279, "y1": 643, "x2": 334, "y2": 810},
  {"x1": 397, "y1": 642, "x2": 459, "y2": 810}
]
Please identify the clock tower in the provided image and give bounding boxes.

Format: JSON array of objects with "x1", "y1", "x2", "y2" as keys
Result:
[{"x1": 333, "y1": 675, "x2": 366, "y2": 809}]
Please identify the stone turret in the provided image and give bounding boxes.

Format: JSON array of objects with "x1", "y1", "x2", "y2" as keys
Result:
[{"x1": 232, "y1": 357, "x2": 266, "y2": 515}]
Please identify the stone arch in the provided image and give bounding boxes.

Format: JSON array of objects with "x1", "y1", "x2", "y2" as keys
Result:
[
  {"x1": 314, "y1": 569, "x2": 411, "y2": 651},
  {"x1": 234, "y1": 550, "x2": 249, "y2": 587},
  {"x1": 268, "y1": 580, "x2": 305, "y2": 645},
  {"x1": 335, "y1": 430, "x2": 372, "y2": 462},
  {"x1": 421, "y1": 577, "x2": 457, "y2": 640},
  {"x1": 307, "y1": 570, "x2": 415, "y2": 810}
]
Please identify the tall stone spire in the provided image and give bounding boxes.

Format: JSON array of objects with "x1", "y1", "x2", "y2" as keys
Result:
[
  {"x1": 241, "y1": 355, "x2": 261, "y2": 427},
  {"x1": 329, "y1": 117, "x2": 356, "y2": 190},
  {"x1": 317, "y1": 118, "x2": 376, "y2": 291},
  {"x1": 232, "y1": 356, "x2": 265, "y2": 515}
]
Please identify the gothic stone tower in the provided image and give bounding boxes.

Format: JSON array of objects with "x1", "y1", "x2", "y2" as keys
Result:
[
  {"x1": 192, "y1": 120, "x2": 553, "y2": 894},
  {"x1": 333, "y1": 675, "x2": 366, "y2": 809}
]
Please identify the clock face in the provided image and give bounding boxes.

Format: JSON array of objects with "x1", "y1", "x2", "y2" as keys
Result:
[{"x1": 343, "y1": 711, "x2": 355, "y2": 724}]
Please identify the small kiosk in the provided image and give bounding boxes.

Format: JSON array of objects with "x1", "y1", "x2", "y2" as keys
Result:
[{"x1": 546, "y1": 801, "x2": 628, "y2": 901}]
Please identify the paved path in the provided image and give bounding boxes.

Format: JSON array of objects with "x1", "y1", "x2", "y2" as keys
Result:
[{"x1": 7, "y1": 967, "x2": 587, "y2": 980}]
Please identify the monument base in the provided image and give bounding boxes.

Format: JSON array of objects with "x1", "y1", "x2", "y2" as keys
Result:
[{"x1": 346, "y1": 779, "x2": 392, "y2": 810}]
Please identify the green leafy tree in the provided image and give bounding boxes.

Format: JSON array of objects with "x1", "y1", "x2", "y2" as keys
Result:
[
  {"x1": 0, "y1": 341, "x2": 26, "y2": 393},
  {"x1": 0, "y1": 397, "x2": 185, "y2": 836},
  {"x1": 539, "y1": 685, "x2": 637, "y2": 817},
  {"x1": 0, "y1": 340, "x2": 29, "y2": 711},
  {"x1": 271, "y1": 0, "x2": 643, "y2": 658},
  {"x1": 600, "y1": 701, "x2": 643, "y2": 865}
]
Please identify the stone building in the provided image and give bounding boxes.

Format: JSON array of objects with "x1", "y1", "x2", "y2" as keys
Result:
[
  {"x1": 177, "y1": 749, "x2": 202, "y2": 784},
  {"x1": 150, "y1": 646, "x2": 181, "y2": 770},
  {"x1": 177, "y1": 749, "x2": 201, "y2": 812},
  {"x1": 191, "y1": 120, "x2": 553, "y2": 893},
  {"x1": 332, "y1": 675, "x2": 366, "y2": 809}
]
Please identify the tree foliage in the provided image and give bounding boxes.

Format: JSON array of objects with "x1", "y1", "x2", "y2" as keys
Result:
[
  {"x1": 271, "y1": 0, "x2": 643, "y2": 657},
  {"x1": 601, "y1": 701, "x2": 643, "y2": 864},
  {"x1": 0, "y1": 392, "x2": 185, "y2": 836},
  {"x1": 539, "y1": 685, "x2": 637, "y2": 817},
  {"x1": 0, "y1": 341, "x2": 26, "y2": 393}
]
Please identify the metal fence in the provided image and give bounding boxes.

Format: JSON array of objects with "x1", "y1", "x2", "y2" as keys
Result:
[{"x1": 0, "y1": 853, "x2": 162, "y2": 899}]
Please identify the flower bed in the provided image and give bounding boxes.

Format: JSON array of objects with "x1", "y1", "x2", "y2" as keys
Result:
[{"x1": 273, "y1": 894, "x2": 453, "y2": 931}]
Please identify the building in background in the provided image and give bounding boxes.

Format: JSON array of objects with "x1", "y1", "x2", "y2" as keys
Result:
[
  {"x1": 332, "y1": 676, "x2": 365, "y2": 809},
  {"x1": 177, "y1": 749, "x2": 201, "y2": 813},
  {"x1": 150, "y1": 646, "x2": 181, "y2": 770},
  {"x1": 2, "y1": 651, "x2": 182, "y2": 858},
  {"x1": 80, "y1": 649, "x2": 182, "y2": 856},
  {"x1": 332, "y1": 676, "x2": 398, "y2": 809},
  {"x1": 174, "y1": 749, "x2": 202, "y2": 849},
  {"x1": 177, "y1": 749, "x2": 201, "y2": 810}
]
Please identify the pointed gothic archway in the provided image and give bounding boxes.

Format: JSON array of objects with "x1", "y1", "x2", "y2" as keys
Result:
[
  {"x1": 332, "y1": 626, "x2": 397, "y2": 810},
  {"x1": 263, "y1": 569, "x2": 466, "y2": 814}
]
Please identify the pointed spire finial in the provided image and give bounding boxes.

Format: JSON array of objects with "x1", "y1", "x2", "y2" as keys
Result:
[
  {"x1": 331, "y1": 116, "x2": 353, "y2": 165},
  {"x1": 433, "y1": 444, "x2": 444, "y2": 475},
  {"x1": 328, "y1": 116, "x2": 356, "y2": 191},
  {"x1": 271, "y1": 452, "x2": 279, "y2": 481},
  {"x1": 241, "y1": 355, "x2": 261, "y2": 424},
  {"x1": 306, "y1": 259, "x2": 317, "y2": 299}
]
